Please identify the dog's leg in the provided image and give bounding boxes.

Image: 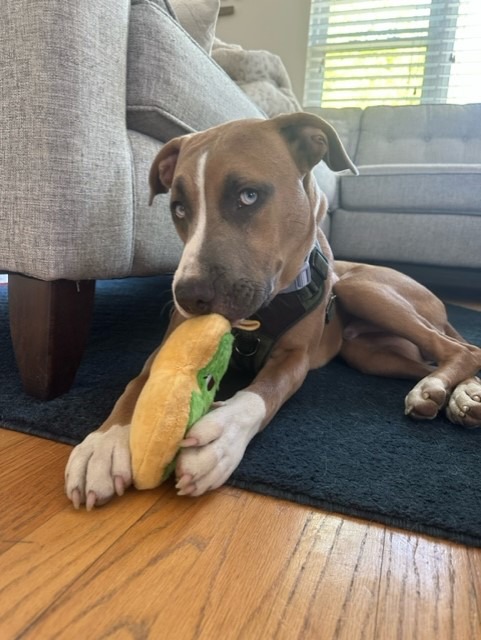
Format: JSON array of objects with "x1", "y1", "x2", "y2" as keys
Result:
[
  {"x1": 408, "y1": 317, "x2": 481, "y2": 426},
  {"x1": 65, "y1": 310, "x2": 188, "y2": 509},
  {"x1": 65, "y1": 347, "x2": 159, "y2": 509},
  {"x1": 341, "y1": 332, "x2": 436, "y2": 380},
  {"x1": 175, "y1": 348, "x2": 310, "y2": 497},
  {"x1": 335, "y1": 264, "x2": 481, "y2": 426}
]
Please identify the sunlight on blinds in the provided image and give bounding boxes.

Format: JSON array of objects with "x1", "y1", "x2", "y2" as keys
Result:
[
  {"x1": 447, "y1": 0, "x2": 481, "y2": 103},
  {"x1": 303, "y1": 0, "x2": 481, "y2": 108}
]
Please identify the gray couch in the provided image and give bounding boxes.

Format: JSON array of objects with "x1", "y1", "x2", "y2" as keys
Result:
[{"x1": 311, "y1": 104, "x2": 481, "y2": 294}]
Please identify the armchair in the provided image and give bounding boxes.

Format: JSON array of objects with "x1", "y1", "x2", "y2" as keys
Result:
[{"x1": 1, "y1": 0, "x2": 262, "y2": 398}]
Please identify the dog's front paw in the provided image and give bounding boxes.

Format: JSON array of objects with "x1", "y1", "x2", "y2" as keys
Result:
[
  {"x1": 446, "y1": 377, "x2": 481, "y2": 428},
  {"x1": 175, "y1": 391, "x2": 266, "y2": 497},
  {"x1": 405, "y1": 376, "x2": 447, "y2": 420},
  {"x1": 65, "y1": 424, "x2": 132, "y2": 510}
]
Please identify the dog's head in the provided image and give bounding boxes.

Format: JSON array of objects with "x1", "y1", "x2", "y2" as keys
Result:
[{"x1": 149, "y1": 112, "x2": 356, "y2": 322}]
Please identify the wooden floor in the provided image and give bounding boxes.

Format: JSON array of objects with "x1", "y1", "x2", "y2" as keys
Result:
[{"x1": 1, "y1": 427, "x2": 481, "y2": 640}]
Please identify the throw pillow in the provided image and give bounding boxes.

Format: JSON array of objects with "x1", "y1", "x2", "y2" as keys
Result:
[{"x1": 169, "y1": 0, "x2": 220, "y2": 54}]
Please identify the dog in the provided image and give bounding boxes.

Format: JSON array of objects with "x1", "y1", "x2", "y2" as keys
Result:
[{"x1": 65, "y1": 113, "x2": 481, "y2": 510}]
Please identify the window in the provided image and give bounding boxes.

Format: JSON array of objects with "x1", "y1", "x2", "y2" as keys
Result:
[{"x1": 304, "y1": 0, "x2": 481, "y2": 108}]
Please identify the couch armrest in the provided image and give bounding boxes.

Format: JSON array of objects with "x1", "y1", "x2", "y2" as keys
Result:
[{"x1": 0, "y1": 0, "x2": 134, "y2": 280}]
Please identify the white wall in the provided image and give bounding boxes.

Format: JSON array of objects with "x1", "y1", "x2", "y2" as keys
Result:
[{"x1": 215, "y1": 0, "x2": 311, "y2": 102}]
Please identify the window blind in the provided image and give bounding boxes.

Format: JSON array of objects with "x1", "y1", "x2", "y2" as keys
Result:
[{"x1": 303, "y1": 0, "x2": 481, "y2": 108}]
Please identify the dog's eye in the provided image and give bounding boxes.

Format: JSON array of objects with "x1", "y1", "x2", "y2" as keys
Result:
[
  {"x1": 238, "y1": 189, "x2": 258, "y2": 207},
  {"x1": 171, "y1": 202, "x2": 186, "y2": 219}
]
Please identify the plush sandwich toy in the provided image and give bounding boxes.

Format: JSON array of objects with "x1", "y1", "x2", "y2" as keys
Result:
[{"x1": 129, "y1": 313, "x2": 234, "y2": 490}]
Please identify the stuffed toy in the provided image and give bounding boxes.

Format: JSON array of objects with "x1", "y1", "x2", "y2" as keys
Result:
[{"x1": 130, "y1": 313, "x2": 235, "y2": 490}]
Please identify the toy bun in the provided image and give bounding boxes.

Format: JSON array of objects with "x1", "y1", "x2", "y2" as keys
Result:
[{"x1": 130, "y1": 314, "x2": 233, "y2": 489}]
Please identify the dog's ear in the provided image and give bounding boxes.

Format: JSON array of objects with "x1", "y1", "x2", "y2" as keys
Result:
[
  {"x1": 273, "y1": 112, "x2": 358, "y2": 176},
  {"x1": 148, "y1": 137, "x2": 185, "y2": 205}
]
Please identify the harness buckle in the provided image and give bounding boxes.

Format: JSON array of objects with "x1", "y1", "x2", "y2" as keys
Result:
[{"x1": 234, "y1": 335, "x2": 260, "y2": 358}]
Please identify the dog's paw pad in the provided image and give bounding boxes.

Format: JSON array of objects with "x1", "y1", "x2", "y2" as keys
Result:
[
  {"x1": 446, "y1": 377, "x2": 481, "y2": 428},
  {"x1": 405, "y1": 377, "x2": 447, "y2": 420},
  {"x1": 65, "y1": 424, "x2": 132, "y2": 509},
  {"x1": 174, "y1": 391, "x2": 265, "y2": 497}
]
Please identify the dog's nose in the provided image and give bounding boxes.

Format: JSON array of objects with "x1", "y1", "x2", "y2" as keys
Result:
[{"x1": 175, "y1": 278, "x2": 215, "y2": 315}]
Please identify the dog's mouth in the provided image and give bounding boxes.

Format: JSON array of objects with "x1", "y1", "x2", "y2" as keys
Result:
[
  {"x1": 174, "y1": 298, "x2": 268, "y2": 326},
  {"x1": 173, "y1": 276, "x2": 275, "y2": 325}
]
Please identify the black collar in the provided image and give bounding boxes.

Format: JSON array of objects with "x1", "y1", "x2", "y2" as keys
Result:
[{"x1": 231, "y1": 244, "x2": 334, "y2": 374}]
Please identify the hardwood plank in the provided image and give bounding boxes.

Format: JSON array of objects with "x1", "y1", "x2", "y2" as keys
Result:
[
  {"x1": 0, "y1": 428, "x2": 29, "y2": 450},
  {"x1": 376, "y1": 530, "x2": 481, "y2": 639},
  {"x1": 1, "y1": 426, "x2": 481, "y2": 639},
  {"x1": 14, "y1": 489, "x2": 385, "y2": 640},
  {"x1": 198, "y1": 509, "x2": 385, "y2": 640},
  {"x1": 446, "y1": 299, "x2": 481, "y2": 312},
  {"x1": 17, "y1": 487, "x2": 251, "y2": 638},
  {"x1": 0, "y1": 488, "x2": 164, "y2": 638},
  {"x1": 466, "y1": 546, "x2": 481, "y2": 621},
  {"x1": 0, "y1": 431, "x2": 71, "y2": 554},
  {"x1": 0, "y1": 431, "x2": 67, "y2": 482}
]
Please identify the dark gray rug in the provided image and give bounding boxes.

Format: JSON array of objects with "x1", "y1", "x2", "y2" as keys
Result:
[{"x1": 1, "y1": 276, "x2": 481, "y2": 546}]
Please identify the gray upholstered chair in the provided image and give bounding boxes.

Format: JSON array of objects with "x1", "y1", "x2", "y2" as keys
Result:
[{"x1": 1, "y1": 0, "x2": 263, "y2": 399}]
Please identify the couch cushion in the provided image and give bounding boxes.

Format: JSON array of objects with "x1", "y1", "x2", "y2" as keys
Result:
[
  {"x1": 128, "y1": 131, "x2": 183, "y2": 274},
  {"x1": 329, "y1": 209, "x2": 481, "y2": 269},
  {"x1": 127, "y1": 0, "x2": 263, "y2": 142},
  {"x1": 355, "y1": 104, "x2": 481, "y2": 165},
  {"x1": 312, "y1": 161, "x2": 338, "y2": 210},
  {"x1": 340, "y1": 164, "x2": 481, "y2": 213}
]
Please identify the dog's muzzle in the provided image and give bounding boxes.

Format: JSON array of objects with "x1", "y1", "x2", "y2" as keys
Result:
[{"x1": 174, "y1": 272, "x2": 273, "y2": 322}]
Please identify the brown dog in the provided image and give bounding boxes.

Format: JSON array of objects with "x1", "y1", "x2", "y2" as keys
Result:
[{"x1": 65, "y1": 113, "x2": 481, "y2": 510}]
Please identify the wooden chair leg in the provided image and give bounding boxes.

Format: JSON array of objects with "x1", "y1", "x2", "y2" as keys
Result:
[{"x1": 8, "y1": 275, "x2": 96, "y2": 400}]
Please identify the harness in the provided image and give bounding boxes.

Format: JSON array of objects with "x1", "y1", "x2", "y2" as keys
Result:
[{"x1": 231, "y1": 244, "x2": 335, "y2": 375}]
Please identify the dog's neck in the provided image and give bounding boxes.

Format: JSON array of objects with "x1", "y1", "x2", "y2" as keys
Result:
[
  {"x1": 231, "y1": 244, "x2": 331, "y2": 375},
  {"x1": 279, "y1": 258, "x2": 312, "y2": 294},
  {"x1": 279, "y1": 243, "x2": 318, "y2": 294}
]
